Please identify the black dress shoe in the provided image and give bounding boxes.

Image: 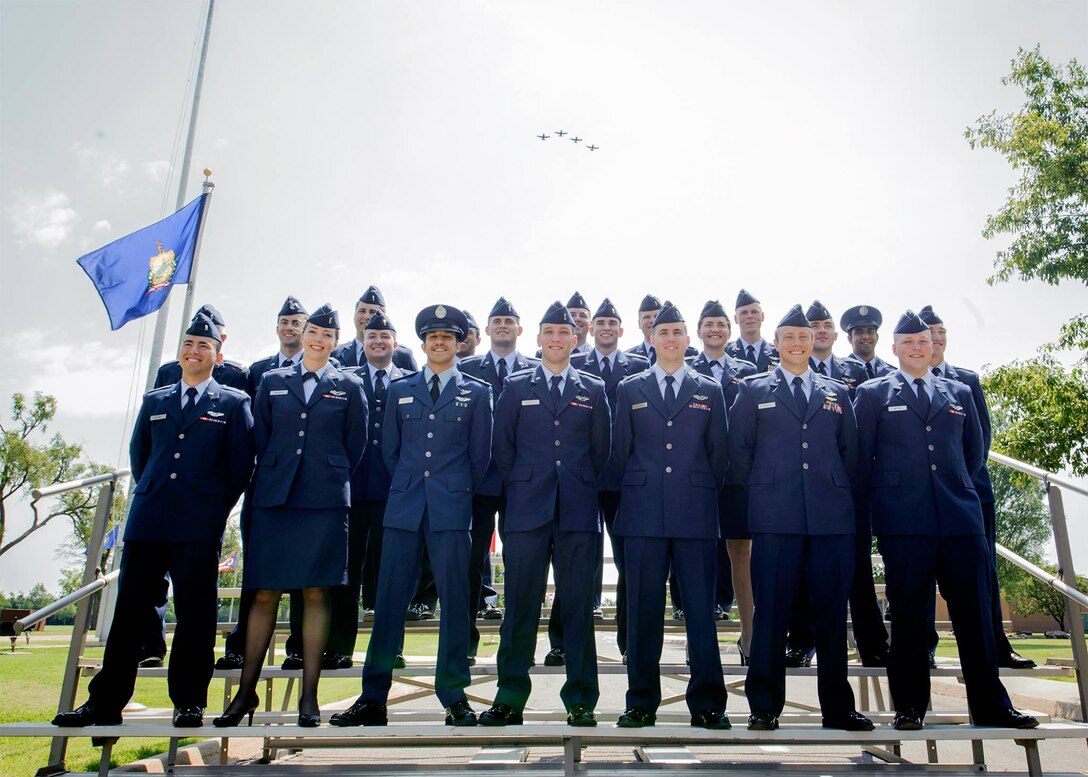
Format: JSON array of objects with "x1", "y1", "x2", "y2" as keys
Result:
[
  {"x1": 859, "y1": 650, "x2": 887, "y2": 668},
  {"x1": 173, "y1": 706, "x2": 204, "y2": 727},
  {"x1": 543, "y1": 647, "x2": 565, "y2": 666},
  {"x1": 479, "y1": 703, "x2": 523, "y2": 726},
  {"x1": 52, "y1": 702, "x2": 122, "y2": 727},
  {"x1": 892, "y1": 710, "x2": 924, "y2": 730},
  {"x1": 691, "y1": 709, "x2": 731, "y2": 729},
  {"x1": 480, "y1": 603, "x2": 503, "y2": 620},
  {"x1": 281, "y1": 653, "x2": 304, "y2": 670},
  {"x1": 822, "y1": 711, "x2": 874, "y2": 731},
  {"x1": 362, "y1": 608, "x2": 375, "y2": 622},
  {"x1": 998, "y1": 650, "x2": 1037, "y2": 669},
  {"x1": 393, "y1": 653, "x2": 406, "y2": 669},
  {"x1": 467, "y1": 656, "x2": 477, "y2": 666},
  {"x1": 927, "y1": 649, "x2": 937, "y2": 668},
  {"x1": 329, "y1": 697, "x2": 387, "y2": 727},
  {"x1": 784, "y1": 648, "x2": 812, "y2": 668},
  {"x1": 617, "y1": 706, "x2": 656, "y2": 728},
  {"x1": 298, "y1": 712, "x2": 321, "y2": 727},
  {"x1": 406, "y1": 602, "x2": 434, "y2": 621},
  {"x1": 322, "y1": 652, "x2": 353, "y2": 670},
  {"x1": 567, "y1": 704, "x2": 597, "y2": 727},
  {"x1": 592, "y1": 606, "x2": 605, "y2": 618},
  {"x1": 714, "y1": 605, "x2": 729, "y2": 621},
  {"x1": 621, "y1": 652, "x2": 627, "y2": 665},
  {"x1": 445, "y1": 700, "x2": 477, "y2": 726},
  {"x1": 215, "y1": 652, "x2": 245, "y2": 670},
  {"x1": 138, "y1": 655, "x2": 165, "y2": 668},
  {"x1": 974, "y1": 708, "x2": 1039, "y2": 729},
  {"x1": 747, "y1": 712, "x2": 779, "y2": 731}
]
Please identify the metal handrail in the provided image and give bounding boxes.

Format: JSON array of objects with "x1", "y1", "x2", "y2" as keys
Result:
[
  {"x1": 989, "y1": 451, "x2": 1088, "y2": 499},
  {"x1": 996, "y1": 544, "x2": 1088, "y2": 610},
  {"x1": 31, "y1": 468, "x2": 130, "y2": 500},
  {"x1": 13, "y1": 570, "x2": 120, "y2": 635}
]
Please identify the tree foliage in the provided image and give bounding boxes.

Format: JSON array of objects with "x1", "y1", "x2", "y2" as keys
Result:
[
  {"x1": 966, "y1": 46, "x2": 1088, "y2": 287},
  {"x1": 1003, "y1": 564, "x2": 1088, "y2": 631}
]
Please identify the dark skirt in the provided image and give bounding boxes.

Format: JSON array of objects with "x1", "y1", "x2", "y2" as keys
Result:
[
  {"x1": 718, "y1": 484, "x2": 751, "y2": 540},
  {"x1": 243, "y1": 505, "x2": 349, "y2": 590}
]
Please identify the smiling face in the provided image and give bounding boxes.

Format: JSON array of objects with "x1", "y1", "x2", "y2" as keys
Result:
[
  {"x1": 276, "y1": 314, "x2": 306, "y2": 352},
  {"x1": 302, "y1": 323, "x2": 338, "y2": 368},
  {"x1": 364, "y1": 329, "x2": 397, "y2": 367},
  {"x1": 353, "y1": 301, "x2": 384, "y2": 340},
  {"x1": 457, "y1": 328, "x2": 480, "y2": 358},
  {"x1": 892, "y1": 330, "x2": 934, "y2": 378},
  {"x1": 537, "y1": 323, "x2": 576, "y2": 369},
  {"x1": 178, "y1": 335, "x2": 220, "y2": 382},
  {"x1": 847, "y1": 325, "x2": 879, "y2": 361},
  {"x1": 591, "y1": 316, "x2": 623, "y2": 352},
  {"x1": 568, "y1": 307, "x2": 591, "y2": 345},
  {"x1": 698, "y1": 316, "x2": 731, "y2": 354},
  {"x1": 650, "y1": 322, "x2": 690, "y2": 370},
  {"x1": 774, "y1": 326, "x2": 814, "y2": 375},
  {"x1": 423, "y1": 330, "x2": 458, "y2": 371},
  {"x1": 485, "y1": 316, "x2": 522, "y2": 352},
  {"x1": 928, "y1": 324, "x2": 947, "y2": 365},
  {"x1": 810, "y1": 318, "x2": 837, "y2": 360},
  {"x1": 734, "y1": 303, "x2": 764, "y2": 341},
  {"x1": 639, "y1": 308, "x2": 660, "y2": 341}
]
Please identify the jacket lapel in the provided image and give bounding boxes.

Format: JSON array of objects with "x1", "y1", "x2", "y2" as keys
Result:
[
  {"x1": 286, "y1": 367, "x2": 307, "y2": 406},
  {"x1": 432, "y1": 371, "x2": 463, "y2": 412},
  {"x1": 163, "y1": 385, "x2": 185, "y2": 429},
  {"x1": 670, "y1": 370, "x2": 699, "y2": 417},
  {"x1": 638, "y1": 373, "x2": 669, "y2": 419},
  {"x1": 805, "y1": 379, "x2": 830, "y2": 422},
  {"x1": 928, "y1": 379, "x2": 951, "y2": 421},
  {"x1": 893, "y1": 374, "x2": 925, "y2": 420},
  {"x1": 772, "y1": 373, "x2": 804, "y2": 421},
  {"x1": 555, "y1": 371, "x2": 581, "y2": 417},
  {"x1": 412, "y1": 373, "x2": 434, "y2": 407}
]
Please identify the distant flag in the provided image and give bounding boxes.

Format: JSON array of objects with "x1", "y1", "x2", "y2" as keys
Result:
[
  {"x1": 102, "y1": 525, "x2": 120, "y2": 551},
  {"x1": 218, "y1": 551, "x2": 238, "y2": 573},
  {"x1": 77, "y1": 194, "x2": 209, "y2": 330}
]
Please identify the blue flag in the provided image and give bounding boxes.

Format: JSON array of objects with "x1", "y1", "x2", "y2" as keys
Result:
[
  {"x1": 102, "y1": 525, "x2": 120, "y2": 551},
  {"x1": 77, "y1": 194, "x2": 208, "y2": 330}
]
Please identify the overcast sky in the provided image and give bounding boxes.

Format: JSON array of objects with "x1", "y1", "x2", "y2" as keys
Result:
[{"x1": 1, "y1": 1, "x2": 1085, "y2": 593}]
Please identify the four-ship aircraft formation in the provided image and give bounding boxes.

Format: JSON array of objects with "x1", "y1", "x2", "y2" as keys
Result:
[{"x1": 537, "y1": 129, "x2": 599, "y2": 151}]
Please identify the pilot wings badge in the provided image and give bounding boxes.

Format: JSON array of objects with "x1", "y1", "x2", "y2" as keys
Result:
[
  {"x1": 206, "y1": 410, "x2": 224, "y2": 418},
  {"x1": 575, "y1": 395, "x2": 590, "y2": 402},
  {"x1": 146, "y1": 242, "x2": 177, "y2": 294},
  {"x1": 693, "y1": 394, "x2": 708, "y2": 401},
  {"x1": 329, "y1": 389, "x2": 347, "y2": 397}
]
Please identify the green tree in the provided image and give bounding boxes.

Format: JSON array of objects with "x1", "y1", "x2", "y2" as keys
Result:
[{"x1": 1003, "y1": 564, "x2": 1088, "y2": 631}]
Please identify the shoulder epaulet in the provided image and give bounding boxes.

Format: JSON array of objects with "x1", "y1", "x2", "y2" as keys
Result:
[
  {"x1": 574, "y1": 369, "x2": 605, "y2": 387},
  {"x1": 220, "y1": 359, "x2": 246, "y2": 370},
  {"x1": 145, "y1": 385, "x2": 174, "y2": 399},
  {"x1": 219, "y1": 385, "x2": 249, "y2": 397},
  {"x1": 460, "y1": 373, "x2": 490, "y2": 387},
  {"x1": 390, "y1": 372, "x2": 414, "y2": 383}
]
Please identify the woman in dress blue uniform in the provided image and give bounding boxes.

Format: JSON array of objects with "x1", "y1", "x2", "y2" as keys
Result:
[{"x1": 215, "y1": 304, "x2": 368, "y2": 728}]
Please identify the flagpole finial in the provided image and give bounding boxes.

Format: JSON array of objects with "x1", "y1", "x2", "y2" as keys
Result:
[
  {"x1": 203, "y1": 168, "x2": 212, "y2": 179},
  {"x1": 202, "y1": 169, "x2": 215, "y2": 194}
]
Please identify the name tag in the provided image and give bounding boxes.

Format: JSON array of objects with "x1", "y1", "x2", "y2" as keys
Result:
[
  {"x1": 888, "y1": 405, "x2": 908, "y2": 412},
  {"x1": 399, "y1": 396, "x2": 414, "y2": 405},
  {"x1": 270, "y1": 389, "x2": 288, "y2": 396},
  {"x1": 522, "y1": 399, "x2": 540, "y2": 406},
  {"x1": 631, "y1": 402, "x2": 648, "y2": 410},
  {"x1": 758, "y1": 402, "x2": 776, "y2": 410},
  {"x1": 150, "y1": 414, "x2": 167, "y2": 421}
]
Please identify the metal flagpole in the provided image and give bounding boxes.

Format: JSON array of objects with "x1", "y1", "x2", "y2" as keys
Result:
[
  {"x1": 143, "y1": 0, "x2": 217, "y2": 392},
  {"x1": 178, "y1": 173, "x2": 215, "y2": 333}
]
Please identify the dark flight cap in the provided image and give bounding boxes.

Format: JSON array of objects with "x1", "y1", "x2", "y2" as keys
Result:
[
  {"x1": 416, "y1": 304, "x2": 470, "y2": 342},
  {"x1": 653, "y1": 301, "x2": 685, "y2": 327},
  {"x1": 365, "y1": 311, "x2": 396, "y2": 332},
  {"x1": 566, "y1": 291, "x2": 590, "y2": 311},
  {"x1": 278, "y1": 295, "x2": 307, "y2": 317},
  {"x1": 805, "y1": 299, "x2": 833, "y2": 322},
  {"x1": 186, "y1": 312, "x2": 222, "y2": 343},
  {"x1": 699, "y1": 299, "x2": 728, "y2": 321},
  {"x1": 735, "y1": 289, "x2": 760, "y2": 309},
  {"x1": 918, "y1": 305, "x2": 944, "y2": 326},
  {"x1": 541, "y1": 300, "x2": 575, "y2": 326},
  {"x1": 357, "y1": 285, "x2": 386, "y2": 307},
  {"x1": 777, "y1": 304, "x2": 812, "y2": 329},
  {"x1": 638, "y1": 294, "x2": 662, "y2": 313},
  {"x1": 462, "y1": 309, "x2": 480, "y2": 332},
  {"x1": 194, "y1": 303, "x2": 225, "y2": 326},
  {"x1": 894, "y1": 310, "x2": 929, "y2": 335},
  {"x1": 840, "y1": 305, "x2": 883, "y2": 332},
  {"x1": 593, "y1": 298, "x2": 621, "y2": 321},
  {"x1": 489, "y1": 296, "x2": 520, "y2": 319},
  {"x1": 307, "y1": 303, "x2": 340, "y2": 330}
]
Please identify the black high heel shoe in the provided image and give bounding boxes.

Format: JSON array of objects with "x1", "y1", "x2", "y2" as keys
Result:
[
  {"x1": 738, "y1": 644, "x2": 750, "y2": 667},
  {"x1": 212, "y1": 693, "x2": 259, "y2": 728}
]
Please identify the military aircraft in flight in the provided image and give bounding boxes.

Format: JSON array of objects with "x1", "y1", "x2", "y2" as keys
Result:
[
  {"x1": 555, "y1": 129, "x2": 567, "y2": 137},
  {"x1": 570, "y1": 136, "x2": 582, "y2": 143},
  {"x1": 537, "y1": 133, "x2": 550, "y2": 140},
  {"x1": 587, "y1": 144, "x2": 598, "y2": 151}
]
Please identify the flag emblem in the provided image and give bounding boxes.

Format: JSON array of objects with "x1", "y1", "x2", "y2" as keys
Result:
[{"x1": 146, "y1": 242, "x2": 177, "y2": 294}]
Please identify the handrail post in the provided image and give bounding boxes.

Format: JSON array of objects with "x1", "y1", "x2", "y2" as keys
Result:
[
  {"x1": 39, "y1": 480, "x2": 117, "y2": 776},
  {"x1": 1045, "y1": 484, "x2": 1088, "y2": 722}
]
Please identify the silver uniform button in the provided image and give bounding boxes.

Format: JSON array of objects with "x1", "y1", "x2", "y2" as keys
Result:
[
  {"x1": 298, "y1": 430, "x2": 305, "y2": 437},
  {"x1": 554, "y1": 420, "x2": 560, "y2": 426},
  {"x1": 300, "y1": 412, "x2": 307, "y2": 419},
  {"x1": 554, "y1": 440, "x2": 560, "y2": 447},
  {"x1": 802, "y1": 442, "x2": 808, "y2": 449},
  {"x1": 424, "y1": 471, "x2": 430, "y2": 477},
  {"x1": 556, "y1": 460, "x2": 562, "y2": 466},
  {"x1": 178, "y1": 433, "x2": 185, "y2": 440},
  {"x1": 296, "y1": 448, "x2": 302, "y2": 454},
  {"x1": 174, "y1": 452, "x2": 181, "y2": 459},
  {"x1": 425, "y1": 451, "x2": 432, "y2": 457},
  {"x1": 931, "y1": 464, "x2": 937, "y2": 471},
  {"x1": 928, "y1": 444, "x2": 935, "y2": 451},
  {"x1": 803, "y1": 463, "x2": 809, "y2": 470},
  {"x1": 170, "y1": 473, "x2": 177, "y2": 479},
  {"x1": 429, "y1": 414, "x2": 436, "y2": 420},
  {"x1": 665, "y1": 466, "x2": 672, "y2": 473},
  {"x1": 666, "y1": 443, "x2": 672, "y2": 450},
  {"x1": 926, "y1": 425, "x2": 932, "y2": 432},
  {"x1": 372, "y1": 439, "x2": 379, "y2": 446},
  {"x1": 428, "y1": 432, "x2": 434, "y2": 438},
  {"x1": 667, "y1": 420, "x2": 673, "y2": 427},
  {"x1": 802, "y1": 423, "x2": 808, "y2": 430}
]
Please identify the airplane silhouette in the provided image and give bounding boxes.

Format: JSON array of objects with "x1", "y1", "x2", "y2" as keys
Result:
[
  {"x1": 555, "y1": 129, "x2": 567, "y2": 137},
  {"x1": 537, "y1": 133, "x2": 550, "y2": 140},
  {"x1": 587, "y1": 144, "x2": 598, "y2": 151},
  {"x1": 570, "y1": 136, "x2": 582, "y2": 143}
]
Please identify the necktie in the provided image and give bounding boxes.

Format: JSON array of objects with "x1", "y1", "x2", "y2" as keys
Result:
[
  {"x1": 792, "y1": 376, "x2": 807, "y2": 416},
  {"x1": 600, "y1": 356, "x2": 612, "y2": 381},
  {"x1": 914, "y1": 378, "x2": 930, "y2": 416},
  {"x1": 497, "y1": 357, "x2": 508, "y2": 390},
  {"x1": 866, "y1": 362, "x2": 875, "y2": 380},
  {"x1": 550, "y1": 375, "x2": 562, "y2": 405},
  {"x1": 664, "y1": 375, "x2": 676, "y2": 414},
  {"x1": 711, "y1": 360, "x2": 723, "y2": 380},
  {"x1": 182, "y1": 386, "x2": 199, "y2": 424},
  {"x1": 374, "y1": 369, "x2": 387, "y2": 402},
  {"x1": 430, "y1": 374, "x2": 441, "y2": 402},
  {"x1": 647, "y1": 346, "x2": 656, "y2": 365},
  {"x1": 815, "y1": 361, "x2": 827, "y2": 376},
  {"x1": 746, "y1": 345, "x2": 756, "y2": 364},
  {"x1": 932, "y1": 366, "x2": 942, "y2": 377},
  {"x1": 303, "y1": 371, "x2": 318, "y2": 383},
  {"x1": 281, "y1": 356, "x2": 293, "y2": 368}
]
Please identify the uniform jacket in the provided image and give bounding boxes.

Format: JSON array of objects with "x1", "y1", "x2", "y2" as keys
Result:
[
  {"x1": 252, "y1": 366, "x2": 368, "y2": 509},
  {"x1": 247, "y1": 354, "x2": 296, "y2": 399},
  {"x1": 725, "y1": 338, "x2": 779, "y2": 373},
  {"x1": 688, "y1": 352, "x2": 758, "y2": 486},
  {"x1": 352, "y1": 363, "x2": 414, "y2": 501},
  {"x1": 382, "y1": 369, "x2": 493, "y2": 532},
  {"x1": 126, "y1": 379, "x2": 254, "y2": 543},
  {"x1": 728, "y1": 371, "x2": 857, "y2": 535},
  {"x1": 940, "y1": 363, "x2": 994, "y2": 502},
  {"x1": 492, "y1": 366, "x2": 611, "y2": 533},
  {"x1": 612, "y1": 368, "x2": 729, "y2": 539},
  {"x1": 853, "y1": 372, "x2": 985, "y2": 537},
  {"x1": 457, "y1": 350, "x2": 538, "y2": 496},
  {"x1": 155, "y1": 359, "x2": 249, "y2": 392},
  {"x1": 845, "y1": 353, "x2": 894, "y2": 381},
  {"x1": 333, "y1": 340, "x2": 418, "y2": 372},
  {"x1": 624, "y1": 341, "x2": 698, "y2": 364},
  {"x1": 810, "y1": 354, "x2": 867, "y2": 399}
]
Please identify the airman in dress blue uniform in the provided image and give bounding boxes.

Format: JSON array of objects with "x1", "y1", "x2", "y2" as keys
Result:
[
  {"x1": 479, "y1": 301, "x2": 611, "y2": 727},
  {"x1": 853, "y1": 311, "x2": 1037, "y2": 731},
  {"x1": 725, "y1": 289, "x2": 779, "y2": 373},
  {"x1": 331, "y1": 304, "x2": 492, "y2": 728},
  {"x1": 841, "y1": 305, "x2": 893, "y2": 381},
  {"x1": 333, "y1": 285, "x2": 419, "y2": 372},
  {"x1": 154, "y1": 304, "x2": 249, "y2": 392},
  {"x1": 626, "y1": 294, "x2": 698, "y2": 363},
  {"x1": 920, "y1": 305, "x2": 1034, "y2": 670},
  {"x1": 612, "y1": 303, "x2": 730, "y2": 730},
  {"x1": 245, "y1": 295, "x2": 308, "y2": 399},
  {"x1": 55, "y1": 315, "x2": 254, "y2": 729},
  {"x1": 730, "y1": 305, "x2": 872, "y2": 732}
]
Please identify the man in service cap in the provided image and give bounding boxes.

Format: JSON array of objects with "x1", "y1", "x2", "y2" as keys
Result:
[
  {"x1": 626, "y1": 294, "x2": 697, "y2": 363},
  {"x1": 853, "y1": 311, "x2": 1037, "y2": 731},
  {"x1": 725, "y1": 289, "x2": 779, "y2": 373},
  {"x1": 332, "y1": 304, "x2": 492, "y2": 727},
  {"x1": 155, "y1": 303, "x2": 249, "y2": 392},
  {"x1": 841, "y1": 305, "x2": 892, "y2": 381},
  {"x1": 333, "y1": 285, "x2": 418, "y2": 372}
]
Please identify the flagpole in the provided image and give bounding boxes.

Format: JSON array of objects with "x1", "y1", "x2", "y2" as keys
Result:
[
  {"x1": 143, "y1": 0, "x2": 216, "y2": 392},
  {"x1": 177, "y1": 174, "x2": 215, "y2": 332}
]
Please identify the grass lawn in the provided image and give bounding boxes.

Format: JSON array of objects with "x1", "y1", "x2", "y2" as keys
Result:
[{"x1": 0, "y1": 628, "x2": 498, "y2": 777}]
